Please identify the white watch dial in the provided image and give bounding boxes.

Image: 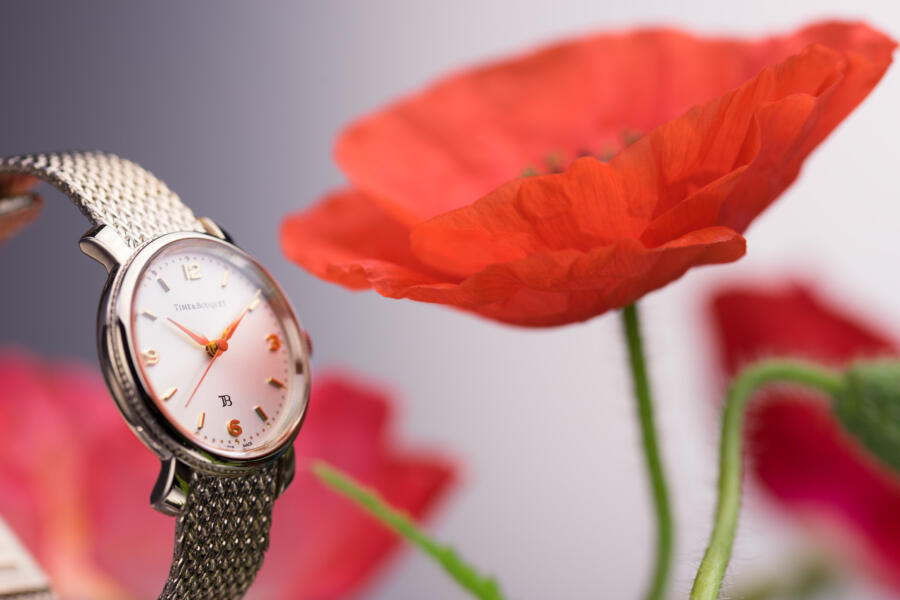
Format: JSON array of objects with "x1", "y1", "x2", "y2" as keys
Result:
[{"x1": 129, "y1": 238, "x2": 306, "y2": 459}]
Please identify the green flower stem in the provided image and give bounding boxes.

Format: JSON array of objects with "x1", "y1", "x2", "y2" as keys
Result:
[
  {"x1": 621, "y1": 303, "x2": 673, "y2": 600},
  {"x1": 312, "y1": 460, "x2": 505, "y2": 600},
  {"x1": 690, "y1": 360, "x2": 844, "y2": 600}
]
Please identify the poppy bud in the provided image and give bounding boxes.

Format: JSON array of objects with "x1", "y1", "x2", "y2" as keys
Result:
[{"x1": 833, "y1": 361, "x2": 900, "y2": 473}]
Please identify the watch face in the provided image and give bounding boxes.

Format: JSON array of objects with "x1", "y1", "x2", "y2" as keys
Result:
[{"x1": 127, "y1": 237, "x2": 308, "y2": 460}]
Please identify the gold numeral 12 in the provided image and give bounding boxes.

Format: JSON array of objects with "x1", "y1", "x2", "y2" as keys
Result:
[{"x1": 183, "y1": 263, "x2": 202, "y2": 280}]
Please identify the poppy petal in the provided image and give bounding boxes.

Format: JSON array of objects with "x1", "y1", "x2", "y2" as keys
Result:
[
  {"x1": 280, "y1": 189, "x2": 446, "y2": 294},
  {"x1": 251, "y1": 373, "x2": 455, "y2": 600},
  {"x1": 413, "y1": 41, "x2": 891, "y2": 274},
  {"x1": 400, "y1": 226, "x2": 744, "y2": 327},
  {"x1": 284, "y1": 21, "x2": 894, "y2": 327},
  {"x1": 336, "y1": 22, "x2": 894, "y2": 224}
]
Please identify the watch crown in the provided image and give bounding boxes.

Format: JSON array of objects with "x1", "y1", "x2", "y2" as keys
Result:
[{"x1": 302, "y1": 329, "x2": 313, "y2": 357}]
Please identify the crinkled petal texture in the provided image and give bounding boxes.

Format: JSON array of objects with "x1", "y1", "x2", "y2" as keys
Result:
[
  {"x1": 709, "y1": 284, "x2": 900, "y2": 590},
  {"x1": 282, "y1": 22, "x2": 895, "y2": 327},
  {"x1": 0, "y1": 353, "x2": 454, "y2": 600}
]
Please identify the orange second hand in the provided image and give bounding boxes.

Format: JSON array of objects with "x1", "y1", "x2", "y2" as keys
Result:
[
  {"x1": 185, "y1": 353, "x2": 219, "y2": 408},
  {"x1": 182, "y1": 290, "x2": 258, "y2": 408}
]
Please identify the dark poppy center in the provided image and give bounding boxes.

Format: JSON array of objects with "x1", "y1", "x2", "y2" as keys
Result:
[{"x1": 520, "y1": 128, "x2": 642, "y2": 177}]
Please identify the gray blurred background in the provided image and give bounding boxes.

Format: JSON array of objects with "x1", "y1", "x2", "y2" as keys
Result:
[{"x1": 2, "y1": 1, "x2": 900, "y2": 598}]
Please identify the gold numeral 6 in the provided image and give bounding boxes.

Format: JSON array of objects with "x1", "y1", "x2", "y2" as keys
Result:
[{"x1": 227, "y1": 419, "x2": 242, "y2": 437}]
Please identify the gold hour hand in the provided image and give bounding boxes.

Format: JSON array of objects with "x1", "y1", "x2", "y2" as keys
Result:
[{"x1": 166, "y1": 317, "x2": 210, "y2": 347}]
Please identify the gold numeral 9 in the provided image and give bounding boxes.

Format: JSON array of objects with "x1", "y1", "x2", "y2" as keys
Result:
[{"x1": 142, "y1": 349, "x2": 159, "y2": 366}]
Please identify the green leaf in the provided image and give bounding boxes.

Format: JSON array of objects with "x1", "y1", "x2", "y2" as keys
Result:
[
  {"x1": 834, "y1": 360, "x2": 900, "y2": 473},
  {"x1": 312, "y1": 461, "x2": 505, "y2": 600}
]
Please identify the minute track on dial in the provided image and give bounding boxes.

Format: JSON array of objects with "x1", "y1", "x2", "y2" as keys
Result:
[{"x1": 131, "y1": 243, "x2": 292, "y2": 456}]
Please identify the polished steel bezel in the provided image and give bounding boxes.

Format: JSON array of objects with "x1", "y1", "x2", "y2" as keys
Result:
[{"x1": 98, "y1": 231, "x2": 311, "y2": 475}]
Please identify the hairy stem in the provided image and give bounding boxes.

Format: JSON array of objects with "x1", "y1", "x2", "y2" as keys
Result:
[
  {"x1": 621, "y1": 303, "x2": 673, "y2": 600},
  {"x1": 690, "y1": 360, "x2": 844, "y2": 600}
]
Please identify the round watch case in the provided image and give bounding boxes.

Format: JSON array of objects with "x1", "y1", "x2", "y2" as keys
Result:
[{"x1": 98, "y1": 231, "x2": 311, "y2": 476}]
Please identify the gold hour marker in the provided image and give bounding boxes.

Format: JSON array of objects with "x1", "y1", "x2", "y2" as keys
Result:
[
  {"x1": 196, "y1": 412, "x2": 205, "y2": 430},
  {"x1": 254, "y1": 406, "x2": 269, "y2": 422},
  {"x1": 220, "y1": 269, "x2": 229, "y2": 287},
  {"x1": 266, "y1": 377, "x2": 285, "y2": 389},
  {"x1": 157, "y1": 277, "x2": 170, "y2": 292},
  {"x1": 227, "y1": 419, "x2": 243, "y2": 437},
  {"x1": 248, "y1": 295, "x2": 261, "y2": 312},
  {"x1": 161, "y1": 387, "x2": 177, "y2": 401},
  {"x1": 182, "y1": 262, "x2": 202, "y2": 281},
  {"x1": 140, "y1": 310, "x2": 158, "y2": 321},
  {"x1": 265, "y1": 333, "x2": 281, "y2": 352},
  {"x1": 141, "y1": 349, "x2": 160, "y2": 366}
]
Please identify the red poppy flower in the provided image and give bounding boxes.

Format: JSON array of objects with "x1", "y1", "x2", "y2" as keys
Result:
[
  {"x1": 282, "y1": 22, "x2": 894, "y2": 326},
  {"x1": 0, "y1": 352, "x2": 454, "y2": 600},
  {"x1": 709, "y1": 283, "x2": 900, "y2": 590}
]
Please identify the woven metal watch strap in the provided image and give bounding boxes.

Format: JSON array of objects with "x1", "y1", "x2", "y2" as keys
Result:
[
  {"x1": 0, "y1": 151, "x2": 271, "y2": 599},
  {"x1": 160, "y1": 463, "x2": 279, "y2": 600},
  {"x1": 0, "y1": 518, "x2": 56, "y2": 600},
  {"x1": 0, "y1": 151, "x2": 203, "y2": 247}
]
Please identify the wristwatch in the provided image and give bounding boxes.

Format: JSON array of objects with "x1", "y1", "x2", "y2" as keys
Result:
[{"x1": 0, "y1": 152, "x2": 312, "y2": 599}]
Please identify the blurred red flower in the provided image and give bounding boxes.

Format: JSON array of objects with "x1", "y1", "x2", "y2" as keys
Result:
[
  {"x1": 0, "y1": 176, "x2": 40, "y2": 244},
  {"x1": 709, "y1": 283, "x2": 900, "y2": 590},
  {"x1": 0, "y1": 353, "x2": 454, "y2": 600},
  {"x1": 282, "y1": 22, "x2": 894, "y2": 326}
]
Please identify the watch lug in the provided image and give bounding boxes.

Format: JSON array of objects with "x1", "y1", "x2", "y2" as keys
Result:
[
  {"x1": 198, "y1": 217, "x2": 234, "y2": 243},
  {"x1": 276, "y1": 446, "x2": 296, "y2": 497},
  {"x1": 79, "y1": 224, "x2": 131, "y2": 272},
  {"x1": 150, "y1": 457, "x2": 192, "y2": 516}
]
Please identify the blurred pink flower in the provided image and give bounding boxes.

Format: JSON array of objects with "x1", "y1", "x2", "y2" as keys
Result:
[
  {"x1": 708, "y1": 284, "x2": 900, "y2": 590},
  {"x1": 0, "y1": 351, "x2": 455, "y2": 599}
]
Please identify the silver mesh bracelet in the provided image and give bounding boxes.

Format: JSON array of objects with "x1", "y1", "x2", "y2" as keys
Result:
[
  {"x1": 0, "y1": 151, "x2": 276, "y2": 599},
  {"x1": 0, "y1": 518, "x2": 55, "y2": 600},
  {"x1": 0, "y1": 151, "x2": 204, "y2": 247},
  {"x1": 161, "y1": 463, "x2": 279, "y2": 600}
]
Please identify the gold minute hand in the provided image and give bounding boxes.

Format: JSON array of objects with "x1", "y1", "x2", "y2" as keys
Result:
[{"x1": 221, "y1": 289, "x2": 261, "y2": 342}]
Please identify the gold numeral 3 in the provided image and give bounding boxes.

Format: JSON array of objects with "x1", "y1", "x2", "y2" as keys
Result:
[{"x1": 265, "y1": 333, "x2": 281, "y2": 352}]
